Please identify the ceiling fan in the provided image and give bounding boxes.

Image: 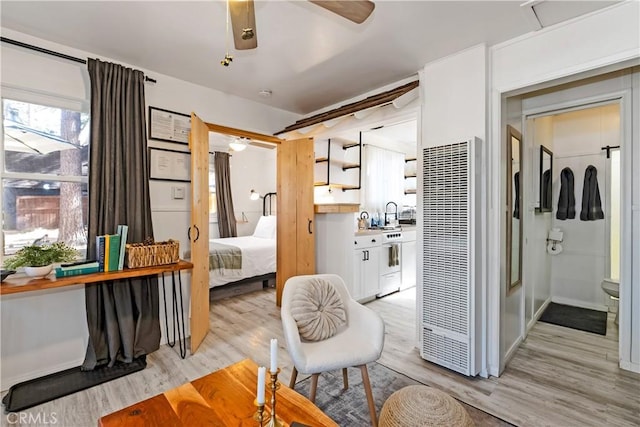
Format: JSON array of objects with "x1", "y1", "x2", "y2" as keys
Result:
[{"x1": 228, "y1": 0, "x2": 376, "y2": 50}]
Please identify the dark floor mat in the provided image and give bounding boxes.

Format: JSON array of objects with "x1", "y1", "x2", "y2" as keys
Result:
[
  {"x1": 539, "y1": 302, "x2": 607, "y2": 335},
  {"x1": 2, "y1": 356, "x2": 146, "y2": 413}
]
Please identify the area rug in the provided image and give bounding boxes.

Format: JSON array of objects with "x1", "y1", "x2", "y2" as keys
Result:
[
  {"x1": 294, "y1": 362, "x2": 512, "y2": 426},
  {"x1": 539, "y1": 302, "x2": 607, "y2": 335}
]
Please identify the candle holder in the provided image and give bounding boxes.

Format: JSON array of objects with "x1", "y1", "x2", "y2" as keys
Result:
[
  {"x1": 266, "y1": 368, "x2": 283, "y2": 427},
  {"x1": 254, "y1": 399, "x2": 269, "y2": 426}
]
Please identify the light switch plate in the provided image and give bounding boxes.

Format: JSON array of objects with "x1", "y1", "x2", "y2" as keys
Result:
[{"x1": 172, "y1": 186, "x2": 185, "y2": 199}]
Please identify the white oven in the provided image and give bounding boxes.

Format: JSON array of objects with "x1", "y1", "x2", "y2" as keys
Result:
[{"x1": 378, "y1": 230, "x2": 402, "y2": 297}]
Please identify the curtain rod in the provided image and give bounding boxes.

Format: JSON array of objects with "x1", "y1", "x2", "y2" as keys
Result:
[{"x1": 1, "y1": 36, "x2": 157, "y2": 83}]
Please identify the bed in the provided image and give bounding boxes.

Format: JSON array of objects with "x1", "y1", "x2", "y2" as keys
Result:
[{"x1": 208, "y1": 215, "x2": 276, "y2": 289}]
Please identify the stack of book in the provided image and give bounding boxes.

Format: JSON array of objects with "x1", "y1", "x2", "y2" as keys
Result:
[
  {"x1": 53, "y1": 225, "x2": 129, "y2": 278},
  {"x1": 55, "y1": 260, "x2": 99, "y2": 278},
  {"x1": 96, "y1": 224, "x2": 129, "y2": 272}
]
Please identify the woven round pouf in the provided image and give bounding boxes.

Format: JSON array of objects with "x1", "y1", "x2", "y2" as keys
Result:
[{"x1": 379, "y1": 385, "x2": 474, "y2": 427}]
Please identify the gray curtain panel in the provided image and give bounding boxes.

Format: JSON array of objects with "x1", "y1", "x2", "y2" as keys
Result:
[
  {"x1": 83, "y1": 58, "x2": 160, "y2": 370},
  {"x1": 214, "y1": 152, "x2": 238, "y2": 238}
]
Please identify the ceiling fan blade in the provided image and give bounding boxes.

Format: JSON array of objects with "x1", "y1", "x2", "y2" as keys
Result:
[
  {"x1": 309, "y1": 1, "x2": 375, "y2": 24},
  {"x1": 249, "y1": 140, "x2": 277, "y2": 149},
  {"x1": 229, "y1": 0, "x2": 258, "y2": 50}
]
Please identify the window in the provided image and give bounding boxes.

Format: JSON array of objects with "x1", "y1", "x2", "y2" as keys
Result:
[{"x1": 2, "y1": 97, "x2": 90, "y2": 258}]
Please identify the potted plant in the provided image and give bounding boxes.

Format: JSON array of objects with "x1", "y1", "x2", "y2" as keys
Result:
[{"x1": 3, "y1": 242, "x2": 78, "y2": 278}]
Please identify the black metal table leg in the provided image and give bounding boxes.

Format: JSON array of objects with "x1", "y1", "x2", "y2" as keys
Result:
[{"x1": 161, "y1": 271, "x2": 186, "y2": 358}]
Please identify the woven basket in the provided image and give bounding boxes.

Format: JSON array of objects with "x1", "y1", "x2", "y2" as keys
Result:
[{"x1": 125, "y1": 239, "x2": 179, "y2": 268}]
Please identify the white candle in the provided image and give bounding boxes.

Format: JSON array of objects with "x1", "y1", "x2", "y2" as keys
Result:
[
  {"x1": 257, "y1": 366, "x2": 266, "y2": 404},
  {"x1": 270, "y1": 338, "x2": 278, "y2": 373}
]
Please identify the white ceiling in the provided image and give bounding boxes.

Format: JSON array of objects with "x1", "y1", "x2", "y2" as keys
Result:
[{"x1": 1, "y1": 1, "x2": 617, "y2": 115}]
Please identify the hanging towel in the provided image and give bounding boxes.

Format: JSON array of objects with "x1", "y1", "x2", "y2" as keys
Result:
[
  {"x1": 389, "y1": 244, "x2": 399, "y2": 267},
  {"x1": 513, "y1": 171, "x2": 520, "y2": 220},
  {"x1": 556, "y1": 167, "x2": 576, "y2": 220},
  {"x1": 580, "y1": 165, "x2": 605, "y2": 221}
]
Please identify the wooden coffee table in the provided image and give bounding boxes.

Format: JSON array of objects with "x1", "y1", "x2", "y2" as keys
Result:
[{"x1": 98, "y1": 359, "x2": 338, "y2": 426}]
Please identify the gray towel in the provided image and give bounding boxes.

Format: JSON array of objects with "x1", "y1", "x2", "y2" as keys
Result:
[
  {"x1": 580, "y1": 165, "x2": 604, "y2": 221},
  {"x1": 389, "y1": 244, "x2": 399, "y2": 267},
  {"x1": 556, "y1": 167, "x2": 576, "y2": 220}
]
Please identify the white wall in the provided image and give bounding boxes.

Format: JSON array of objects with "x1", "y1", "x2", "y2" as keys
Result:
[
  {"x1": 490, "y1": 1, "x2": 640, "y2": 375},
  {"x1": 422, "y1": 45, "x2": 487, "y2": 147},
  {"x1": 0, "y1": 28, "x2": 298, "y2": 389}
]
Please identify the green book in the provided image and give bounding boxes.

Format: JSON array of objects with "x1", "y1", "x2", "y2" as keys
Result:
[
  {"x1": 107, "y1": 234, "x2": 121, "y2": 272},
  {"x1": 55, "y1": 265, "x2": 100, "y2": 278}
]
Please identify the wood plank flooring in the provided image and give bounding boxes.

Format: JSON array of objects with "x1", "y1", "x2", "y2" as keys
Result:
[
  {"x1": 369, "y1": 289, "x2": 640, "y2": 427},
  {"x1": 2, "y1": 287, "x2": 638, "y2": 426}
]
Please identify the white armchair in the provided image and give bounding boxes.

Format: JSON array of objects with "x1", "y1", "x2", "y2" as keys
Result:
[{"x1": 281, "y1": 274, "x2": 385, "y2": 426}]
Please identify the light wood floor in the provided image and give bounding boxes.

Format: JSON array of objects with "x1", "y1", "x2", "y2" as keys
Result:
[
  {"x1": 369, "y1": 289, "x2": 640, "y2": 427},
  {"x1": 3, "y1": 287, "x2": 639, "y2": 426}
]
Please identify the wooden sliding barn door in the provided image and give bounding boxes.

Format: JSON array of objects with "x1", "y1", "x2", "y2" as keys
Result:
[
  {"x1": 189, "y1": 113, "x2": 210, "y2": 353},
  {"x1": 276, "y1": 138, "x2": 315, "y2": 306}
]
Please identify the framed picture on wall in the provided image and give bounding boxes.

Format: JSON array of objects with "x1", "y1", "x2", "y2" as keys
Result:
[
  {"x1": 149, "y1": 106, "x2": 191, "y2": 144},
  {"x1": 149, "y1": 147, "x2": 191, "y2": 182}
]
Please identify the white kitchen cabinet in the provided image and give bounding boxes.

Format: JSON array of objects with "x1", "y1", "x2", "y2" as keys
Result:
[
  {"x1": 353, "y1": 235, "x2": 380, "y2": 301},
  {"x1": 315, "y1": 213, "x2": 381, "y2": 302}
]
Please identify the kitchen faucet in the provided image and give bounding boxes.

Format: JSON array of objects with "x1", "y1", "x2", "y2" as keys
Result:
[{"x1": 384, "y1": 201, "x2": 398, "y2": 226}]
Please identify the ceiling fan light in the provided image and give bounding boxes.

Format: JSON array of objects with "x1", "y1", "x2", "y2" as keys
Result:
[
  {"x1": 242, "y1": 28, "x2": 255, "y2": 40},
  {"x1": 229, "y1": 137, "x2": 248, "y2": 151}
]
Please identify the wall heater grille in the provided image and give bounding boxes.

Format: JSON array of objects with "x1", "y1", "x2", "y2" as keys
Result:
[
  {"x1": 422, "y1": 327, "x2": 469, "y2": 373},
  {"x1": 420, "y1": 139, "x2": 480, "y2": 376}
]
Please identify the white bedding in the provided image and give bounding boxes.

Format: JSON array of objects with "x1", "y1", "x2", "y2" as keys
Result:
[{"x1": 208, "y1": 236, "x2": 276, "y2": 287}]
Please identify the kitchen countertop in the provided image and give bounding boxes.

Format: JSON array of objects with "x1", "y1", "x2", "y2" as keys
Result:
[{"x1": 354, "y1": 225, "x2": 415, "y2": 236}]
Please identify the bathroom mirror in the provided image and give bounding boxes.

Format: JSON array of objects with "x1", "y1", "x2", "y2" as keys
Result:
[
  {"x1": 538, "y1": 145, "x2": 553, "y2": 212},
  {"x1": 506, "y1": 125, "x2": 522, "y2": 293}
]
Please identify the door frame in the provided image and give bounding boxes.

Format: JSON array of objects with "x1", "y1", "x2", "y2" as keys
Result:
[
  {"x1": 518, "y1": 88, "x2": 633, "y2": 366},
  {"x1": 189, "y1": 116, "x2": 282, "y2": 354}
]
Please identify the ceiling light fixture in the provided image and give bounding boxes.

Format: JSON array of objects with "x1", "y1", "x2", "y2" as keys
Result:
[
  {"x1": 250, "y1": 189, "x2": 261, "y2": 200},
  {"x1": 258, "y1": 89, "x2": 272, "y2": 98},
  {"x1": 229, "y1": 137, "x2": 248, "y2": 152}
]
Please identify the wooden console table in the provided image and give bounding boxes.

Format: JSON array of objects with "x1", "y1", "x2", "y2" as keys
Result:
[
  {"x1": 99, "y1": 358, "x2": 338, "y2": 427},
  {"x1": 0, "y1": 260, "x2": 193, "y2": 295},
  {"x1": 1, "y1": 260, "x2": 194, "y2": 358}
]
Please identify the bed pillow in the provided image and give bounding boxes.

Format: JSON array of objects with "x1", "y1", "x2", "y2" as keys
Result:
[
  {"x1": 290, "y1": 277, "x2": 347, "y2": 342},
  {"x1": 253, "y1": 215, "x2": 276, "y2": 239}
]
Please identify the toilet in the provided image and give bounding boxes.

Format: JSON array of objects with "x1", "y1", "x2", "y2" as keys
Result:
[{"x1": 601, "y1": 278, "x2": 619, "y2": 325}]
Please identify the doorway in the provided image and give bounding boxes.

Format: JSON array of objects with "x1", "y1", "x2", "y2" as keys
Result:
[
  {"x1": 500, "y1": 67, "x2": 637, "y2": 374},
  {"x1": 523, "y1": 103, "x2": 621, "y2": 339}
]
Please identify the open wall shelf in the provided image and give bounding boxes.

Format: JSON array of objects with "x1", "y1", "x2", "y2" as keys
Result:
[{"x1": 314, "y1": 136, "x2": 362, "y2": 192}]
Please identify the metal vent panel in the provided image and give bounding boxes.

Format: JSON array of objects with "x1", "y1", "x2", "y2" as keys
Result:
[
  {"x1": 422, "y1": 142, "x2": 469, "y2": 336},
  {"x1": 421, "y1": 327, "x2": 469, "y2": 375}
]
